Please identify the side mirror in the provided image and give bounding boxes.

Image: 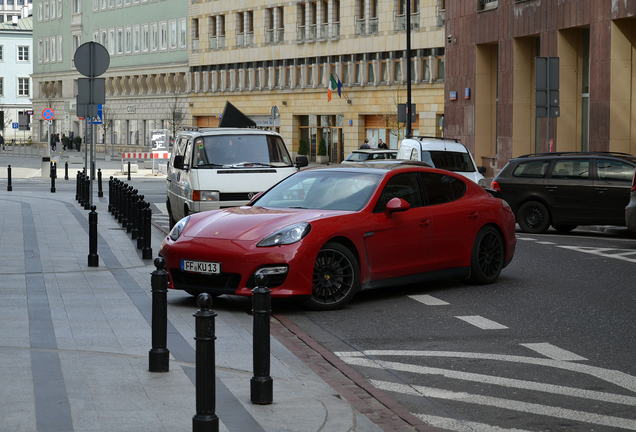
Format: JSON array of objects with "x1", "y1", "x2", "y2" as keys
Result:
[
  {"x1": 478, "y1": 166, "x2": 487, "y2": 174},
  {"x1": 173, "y1": 155, "x2": 188, "y2": 170},
  {"x1": 295, "y1": 155, "x2": 309, "y2": 168},
  {"x1": 385, "y1": 197, "x2": 410, "y2": 217}
]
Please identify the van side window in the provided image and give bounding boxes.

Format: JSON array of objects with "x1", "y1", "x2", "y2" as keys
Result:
[
  {"x1": 409, "y1": 148, "x2": 418, "y2": 161},
  {"x1": 183, "y1": 139, "x2": 193, "y2": 166}
]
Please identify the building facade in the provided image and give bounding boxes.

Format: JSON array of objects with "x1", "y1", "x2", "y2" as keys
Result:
[
  {"x1": 0, "y1": 13, "x2": 32, "y2": 143},
  {"x1": 445, "y1": 0, "x2": 636, "y2": 175},
  {"x1": 187, "y1": 0, "x2": 447, "y2": 162},
  {"x1": 31, "y1": 0, "x2": 189, "y2": 150},
  {"x1": 0, "y1": 0, "x2": 31, "y2": 24}
]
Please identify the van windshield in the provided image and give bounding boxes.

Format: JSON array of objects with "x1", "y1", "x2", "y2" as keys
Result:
[
  {"x1": 194, "y1": 134, "x2": 293, "y2": 168},
  {"x1": 422, "y1": 151, "x2": 476, "y2": 173}
]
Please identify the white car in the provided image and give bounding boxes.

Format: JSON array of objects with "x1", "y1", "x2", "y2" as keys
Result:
[{"x1": 397, "y1": 137, "x2": 487, "y2": 187}]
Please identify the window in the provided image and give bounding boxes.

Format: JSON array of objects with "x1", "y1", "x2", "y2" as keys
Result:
[
  {"x1": 0, "y1": 45, "x2": 3, "y2": 61},
  {"x1": 0, "y1": 78, "x2": 3, "y2": 96},
  {"x1": 117, "y1": 28, "x2": 123, "y2": 54},
  {"x1": 596, "y1": 160, "x2": 634, "y2": 182},
  {"x1": 179, "y1": 18, "x2": 186, "y2": 50},
  {"x1": 93, "y1": 31, "x2": 99, "y2": 43},
  {"x1": 125, "y1": 26, "x2": 132, "y2": 54},
  {"x1": 38, "y1": 3, "x2": 42, "y2": 21},
  {"x1": 37, "y1": 40, "x2": 42, "y2": 63},
  {"x1": 512, "y1": 160, "x2": 550, "y2": 178},
  {"x1": 142, "y1": 24, "x2": 149, "y2": 53},
  {"x1": 160, "y1": 21, "x2": 167, "y2": 51},
  {"x1": 93, "y1": 0, "x2": 98, "y2": 11},
  {"x1": 374, "y1": 173, "x2": 423, "y2": 212},
  {"x1": 101, "y1": 30, "x2": 107, "y2": 47},
  {"x1": 50, "y1": 0, "x2": 56, "y2": 19},
  {"x1": 420, "y1": 172, "x2": 466, "y2": 205},
  {"x1": 57, "y1": 35, "x2": 63, "y2": 61},
  {"x1": 57, "y1": 0, "x2": 62, "y2": 18},
  {"x1": 151, "y1": 22, "x2": 158, "y2": 52},
  {"x1": 101, "y1": 0, "x2": 106, "y2": 9},
  {"x1": 551, "y1": 159, "x2": 590, "y2": 179},
  {"x1": 44, "y1": 38, "x2": 49, "y2": 62},
  {"x1": 50, "y1": 38, "x2": 56, "y2": 62},
  {"x1": 108, "y1": 29, "x2": 115, "y2": 55},
  {"x1": 43, "y1": 1, "x2": 49, "y2": 20},
  {"x1": 169, "y1": 19, "x2": 177, "y2": 50},
  {"x1": 18, "y1": 77, "x2": 30, "y2": 97},
  {"x1": 133, "y1": 25, "x2": 140, "y2": 53},
  {"x1": 72, "y1": 0, "x2": 81, "y2": 14}
]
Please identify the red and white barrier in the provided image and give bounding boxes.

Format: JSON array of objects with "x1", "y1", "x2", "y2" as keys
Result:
[{"x1": 122, "y1": 152, "x2": 170, "y2": 159}]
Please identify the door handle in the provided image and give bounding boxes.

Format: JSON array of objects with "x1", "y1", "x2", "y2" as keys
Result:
[
  {"x1": 545, "y1": 186, "x2": 557, "y2": 191},
  {"x1": 468, "y1": 212, "x2": 479, "y2": 220},
  {"x1": 595, "y1": 187, "x2": 608, "y2": 193},
  {"x1": 419, "y1": 219, "x2": 431, "y2": 227}
]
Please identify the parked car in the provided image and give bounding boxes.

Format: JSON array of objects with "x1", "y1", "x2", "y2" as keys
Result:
[
  {"x1": 491, "y1": 152, "x2": 636, "y2": 234},
  {"x1": 626, "y1": 169, "x2": 636, "y2": 232},
  {"x1": 342, "y1": 149, "x2": 398, "y2": 164},
  {"x1": 159, "y1": 161, "x2": 516, "y2": 310},
  {"x1": 397, "y1": 136, "x2": 487, "y2": 187},
  {"x1": 166, "y1": 127, "x2": 308, "y2": 228}
]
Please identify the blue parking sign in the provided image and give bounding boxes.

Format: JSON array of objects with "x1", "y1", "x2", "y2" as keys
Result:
[{"x1": 12, "y1": 122, "x2": 19, "y2": 129}]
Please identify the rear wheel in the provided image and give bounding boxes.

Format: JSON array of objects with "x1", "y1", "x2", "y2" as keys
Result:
[
  {"x1": 468, "y1": 226, "x2": 505, "y2": 285},
  {"x1": 517, "y1": 201, "x2": 550, "y2": 234},
  {"x1": 305, "y1": 242, "x2": 360, "y2": 311}
]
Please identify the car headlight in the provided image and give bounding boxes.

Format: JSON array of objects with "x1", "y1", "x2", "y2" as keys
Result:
[
  {"x1": 478, "y1": 178, "x2": 487, "y2": 187},
  {"x1": 169, "y1": 215, "x2": 190, "y2": 241},
  {"x1": 257, "y1": 223, "x2": 311, "y2": 247},
  {"x1": 193, "y1": 190, "x2": 219, "y2": 201}
]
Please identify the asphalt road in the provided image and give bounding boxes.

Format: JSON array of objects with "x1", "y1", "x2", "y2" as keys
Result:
[{"x1": 117, "y1": 179, "x2": 636, "y2": 431}]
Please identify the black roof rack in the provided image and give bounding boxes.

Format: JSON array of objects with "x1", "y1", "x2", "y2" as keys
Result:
[
  {"x1": 517, "y1": 151, "x2": 636, "y2": 158},
  {"x1": 411, "y1": 136, "x2": 460, "y2": 143}
]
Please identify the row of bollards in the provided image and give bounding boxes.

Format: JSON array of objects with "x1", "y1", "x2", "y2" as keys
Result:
[
  {"x1": 149, "y1": 259, "x2": 273, "y2": 432},
  {"x1": 75, "y1": 169, "x2": 101, "y2": 267},
  {"x1": 75, "y1": 168, "x2": 104, "y2": 207},
  {"x1": 108, "y1": 176, "x2": 153, "y2": 259}
]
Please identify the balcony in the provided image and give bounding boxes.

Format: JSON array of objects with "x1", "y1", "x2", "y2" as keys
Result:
[
  {"x1": 319, "y1": 23, "x2": 328, "y2": 39},
  {"x1": 394, "y1": 13, "x2": 420, "y2": 32},
  {"x1": 297, "y1": 25, "x2": 305, "y2": 41},
  {"x1": 368, "y1": 17, "x2": 378, "y2": 34},
  {"x1": 276, "y1": 28, "x2": 284, "y2": 42},
  {"x1": 308, "y1": 24, "x2": 316, "y2": 40},
  {"x1": 355, "y1": 18, "x2": 365, "y2": 35},
  {"x1": 265, "y1": 29, "x2": 273, "y2": 44},
  {"x1": 209, "y1": 35, "x2": 225, "y2": 49},
  {"x1": 332, "y1": 21, "x2": 340, "y2": 38}
]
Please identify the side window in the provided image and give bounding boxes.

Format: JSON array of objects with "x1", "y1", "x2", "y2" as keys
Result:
[
  {"x1": 551, "y1": 159, "x2": 590, "y2": 179},
  {"x1": 193, "y1": 138, "x2": 208, "y2": 166},
  {"x1": 409, "y1": 148, "x2": 418, "y2": 161},
  {"x1": 373, "y1": 173, "x2": 423, "y2": 212},
  {"x1": 170, "y1": 137, "x2": 184, "y2": 164},
  {"x1": 419, "y1": 172, "x2": 466, "y2": 205},
  {"x1": 596, "y1": 159, "x2": 635, "y2": 182},
  {"x1": 183, "y1": 139, "x2": 193, "y2": 166},
  {"x1": 512, "y1": 160, "x2": 550, "y2": 178}
]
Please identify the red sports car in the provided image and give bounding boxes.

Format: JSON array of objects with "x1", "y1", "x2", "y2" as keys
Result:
[{"x1": 159, "y1": 161, "x2": 516, "y2": 310}]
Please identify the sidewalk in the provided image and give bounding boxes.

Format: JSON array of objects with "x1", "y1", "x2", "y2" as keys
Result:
[{"x1": 0, "y1": 160, "x2": 385, "y2": 431}]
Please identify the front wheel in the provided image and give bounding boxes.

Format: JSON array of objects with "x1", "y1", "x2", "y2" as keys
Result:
[
  {"x1": 167, "y1": 199, "x2": 177, "y2": 229},
  {"x1": 517, "y1": 201, "x2": 550, "y2": 234},
  {"x1": 305, "y1": 242, "x2": 360, "y2": 311},
  {"x1": 468, "y1": 226, "x2": 505, "y2": 285}
]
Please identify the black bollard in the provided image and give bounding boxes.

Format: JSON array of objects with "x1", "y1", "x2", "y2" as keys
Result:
[
  {"x1": 131, "y1": 190, "x2": 140, "y2": 240},
  {"x1": 92, "y1": 161, "x2": 96, "y2": 180},
  {"x1": 127, "y1": 161, "x2": 131, "y2": 181},
  {"x1": 142, "y1": 201, "x2": 153, "y2": 260},
  {"x1": 149, "y1": 257, "x2": 170, "y2": 372},
  {"x1": 113, "y1": 179, "x2": 121, "y2": 219},
  {"x1": 250, "y1": 274, "x2": 273, "y2": 404},
  {"x1": 76, "y1": 171, "x2": 81, "y2": 201},
  {"x1": 51, "y1": 163, "x2": 56, "y2": 193},
  {"x1": 117, "y1": 182, "x2": 126, "y2": 224},
  {"x1": 98, "y1": 169, "x2": 103, "y2": 197},
  {"x1": 54, "y1": 161, "x2": 57, "y2": 178},
  {"x1": 88, "y1": 205, "x2": 99, "y2": 267},
  {"x1": 192, "y1": 293, "x2": 219, "y2": 432},
  {"x1": 7, "y1": 165, "x2": 12, "y2": 192},
  {"x1": 65, "y1": 161, "x2": 69, "y2": 180},
  {"x1": 83, "y1": 173, "x2": 90, "y2": 210},
  {"x1": 137, "y1": 195, "x2": 145, "y2": 249},
  {"x1": 127, "y1": 188, "x2": 136, "y2": 233},
  {"x1": 108, "y1": 176, "x2": 113, "y2": 213}
]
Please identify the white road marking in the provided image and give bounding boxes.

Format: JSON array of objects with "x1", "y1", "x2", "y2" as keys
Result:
[
  {"x1": 333, "y1": 351, "x2": 636, "y2": 393},
  {"x1": 336, "y1": 356, "x2": 636, "y2": 405},
  {"x1": 536, "y1": 241, "x2": 556, "y2": 245},
  {"x1": 516, "y1": 237, "x2": 536, "y2": 241},
  {"x1": 372, "y1": 380, "x2": 636, "y2": 430},
  {"x1": 456, "y1": 315, "x2": 508, "y2": 330},
  {"x1": 414, "y1": 414, "x2": 533, "y2": 432},
  {"x1": 409, "y1": 294, "x2": 449, "y2": 306},
  {"x1": 558, "y1": 246, "x2": 636, "y2": 263},
  {"x1": 155, "y1": 202, "x2": 167, "y2": 214},
  {"x1": 520, "y1": 343, "x2": 587, "y2": 361}
]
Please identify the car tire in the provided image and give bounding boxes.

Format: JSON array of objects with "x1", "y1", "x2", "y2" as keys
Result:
[
  {"x1": 553, "y1": 224, "x2": 577, "y2": 232},
  {"x1": 305, "y1": 242, "x2": 360, "y2": 311},
  {"x1": 468, "y1": 226, "x2": 505, "y2": 285},
  {"x1": 517, "y1": 201, "x2": 550, "y2": 234},
  {"x1": 167, "y1": 199, "x2": 177, "y2": 230}
]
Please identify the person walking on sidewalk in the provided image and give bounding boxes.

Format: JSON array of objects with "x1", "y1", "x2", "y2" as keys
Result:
[
  {"x1": 54, "y1": 133, "x2": 60, "y2": 152},
  {"x1": 68, "y1": 131, "x2": 74, "y2": 150},
  {"x1": 50, "y1": 133, "x2": 56, "y2": 151},
  {"x1": 0, "y1": 133, "x2": 4, "y2": 150}
]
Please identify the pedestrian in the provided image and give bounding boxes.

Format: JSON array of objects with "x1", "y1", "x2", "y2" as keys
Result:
[
  {"x1": 0, "y1": 133, "x2": 4, "y2": 150},
  {"x1": 61, "y1": 133, "x2": 68, "y2": 151},
  {"x1": 68, "y1": 131, "x2": 74, "y2": 150},
  {"x1": 54, "y1": 133, "x2": 60, "y2": 152},
  {"x1": 378, "y1": 139, "x2": 388, "y2": 149},
  {"x1": 50, "y1": 133, "x2": 56, "y2": 151},
  {"x1": 76, "y1": 136, "x2": 82, "y2": 152},
  {"x1": 360, "y1": 138, "x2": 370, "y2": 149}
]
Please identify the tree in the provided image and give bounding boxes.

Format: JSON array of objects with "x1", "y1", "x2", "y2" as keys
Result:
[
  {"x1": 165, "y1": 93, "x2": 185, "y2": 142},
  {"x1": 100, "y1": 105, "x2": 114, "y2": 144},
  {"x1": 298, "y1": 138, "x2": 308, "y2": 156},
  {"x1": 380, "y1": 84, "x2": 407, "y2": 146}
]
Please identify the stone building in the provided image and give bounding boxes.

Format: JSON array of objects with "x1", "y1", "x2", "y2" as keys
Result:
[
  {"x1": 31, "y1": 0, "x2": 189, "y2": 151},
  {"x1": 444, "y1": 0, "x2": 636, "y2": 175}
]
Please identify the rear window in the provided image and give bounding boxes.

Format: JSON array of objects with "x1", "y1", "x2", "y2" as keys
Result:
[
  {"x1": 512, "y1": 160, "x2": 550, "y2": 178},
  {"x1": 344, "y1": 152, "x2": 370, "y2": 162},
  {"x1": 422, "y1": 151, "x2": 476, "y2": 173}
]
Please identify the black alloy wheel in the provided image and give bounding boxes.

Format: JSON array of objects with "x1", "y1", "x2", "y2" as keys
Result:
[
  {"x1": 517, "y1": 201, "x2": 551, "y2": 234},
  {"x1": 305, "y1": 242, "x2": 359, "y2": 311},
  {"x1": 468, "y1": 226, "x2": 505, "y2": 285}
]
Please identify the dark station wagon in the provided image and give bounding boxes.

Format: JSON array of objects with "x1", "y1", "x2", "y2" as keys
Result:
[{"x1": 491, "y1": 152, "x2": 636, "y2": 233}]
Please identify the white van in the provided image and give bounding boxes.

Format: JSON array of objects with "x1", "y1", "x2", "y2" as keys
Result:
[
  {"x1": 397, "y1": 136, "x2": 487, "y2": 187},
  {"x1": 166, "y1": 127, "x2": 308, "y2": 227}
]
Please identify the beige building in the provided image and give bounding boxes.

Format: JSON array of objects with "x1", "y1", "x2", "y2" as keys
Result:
[{"x1": 187, "y1": 0, "x2": 447, "y2": 163}]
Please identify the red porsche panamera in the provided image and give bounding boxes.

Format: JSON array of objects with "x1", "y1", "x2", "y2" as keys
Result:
[{"x1": 159, "y1": 161, "x2": 517, "y2": 310}]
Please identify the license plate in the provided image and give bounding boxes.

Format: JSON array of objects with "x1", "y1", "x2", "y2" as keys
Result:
[{"x1": 181, "y1": 259, "x2": 221, "y2": 275}]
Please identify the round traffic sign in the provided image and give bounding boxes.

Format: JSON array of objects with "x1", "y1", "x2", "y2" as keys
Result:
[
  {"x1": 74, "y1": 42, "x2": 110, "y2": 78},
  {"x1": 42, "y1": 108, "x2": 55, "y2": 121}
]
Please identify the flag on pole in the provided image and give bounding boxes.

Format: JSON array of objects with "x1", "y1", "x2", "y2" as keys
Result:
[{"x1": 328, "y1": 74, "x2": 343, "y2": 102}]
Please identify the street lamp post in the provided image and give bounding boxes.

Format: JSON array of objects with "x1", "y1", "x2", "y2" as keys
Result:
[{"x1": 405, "y1": 0, "x2": 412, "y2": 139}]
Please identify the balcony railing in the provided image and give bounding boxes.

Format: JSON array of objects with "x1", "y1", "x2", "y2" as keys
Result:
[
  {"x1": 245, "y1": 31, "x2": 253, "y2": 46},
  {"x1": 276, "y1": 28, "x2": 284, "y2": 42},
  {"x1": 297, "y1": 24, "x2": 305, "y2": 41},
  {"x1": 265, "y1": 29, "x2": 274, "y2": 44},
  {"x1": 210, "y1": 35, "x2": 217, "y2": 49},
  {"x1": 394, "y1": 13, "x2": 420, "y2": 31},
  {"x1": 355, "y1": 18, "x2": 365, "y2": 35},
  {"x1": 192, "y1": 38, "x2": 199, "y2": 50},
  {"x1": 319, "y1": 23, "x2": 328, "y2": 39},
  {"x1": 368, "y1": 17, "x2": 378, "y2": 34},
  {"x1": 236, "y1": 32, "x2": 244, "y2": 46},
  {"x1": 236, "y1": 31, "x2": 253, "y2": 46},
  {"x1": 332, "y1": 21, "x2": 340, "y2": 38},
  {"x1": 308, "y1": 24, "x2": 316, "y2": 40}
]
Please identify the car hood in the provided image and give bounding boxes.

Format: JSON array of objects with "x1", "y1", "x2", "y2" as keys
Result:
[{"x1": 182, "y1": 206, "x2": 344, "y2": 241}]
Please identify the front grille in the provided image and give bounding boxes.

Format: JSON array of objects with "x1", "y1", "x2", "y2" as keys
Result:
[
  {"x1": 170, "y1": 269, "x2": 241, "y2": 294},
  {"x1": 220, "y1": 192, "x2": 260, "y2": 201}
]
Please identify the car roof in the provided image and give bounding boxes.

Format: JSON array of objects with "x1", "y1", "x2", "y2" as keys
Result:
[
  {"x1": 400, "y1": 137, "x2": 469, "y2": 153},
  {"x1": 304, "y1": 160, "x2": 432, "y2": 174},
  {"x1": 513, "y1": 151, "x2": 636, "y2": 164},
  {"x1": 351, "y1": 149, "x2": 398, "y2": 154}
]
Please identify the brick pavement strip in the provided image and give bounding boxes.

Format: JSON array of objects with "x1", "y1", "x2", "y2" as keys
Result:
[{"x1": 271, "y1": 314, "x2": 437, "y2": 432}]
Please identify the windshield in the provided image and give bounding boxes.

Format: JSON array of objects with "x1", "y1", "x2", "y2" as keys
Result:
[
  {"x1": 252, "y1": 170, "x2": 382, "y2": 211},
  {"x1": 422, "y1": 151, "x2": 476, "y2": 173},
  {"x1": 193, "y1": 134, "x2": 293, "y2": 167}
]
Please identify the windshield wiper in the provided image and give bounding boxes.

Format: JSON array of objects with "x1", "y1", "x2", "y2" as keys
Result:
[
  {"x1": 194, "y1": 163, "x2": 226, "y2": 168},
  {"x1": 230, "y1": 162, "x2": 274, "y2": 168}
]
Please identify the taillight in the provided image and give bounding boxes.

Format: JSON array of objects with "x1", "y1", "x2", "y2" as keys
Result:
[
  {"x1": 631, "y1": 170, "x2": 636, "y2": 192},
  {"x1": 491, "y1": 181, "x2": 501, "y2": 192},
  {"x1": 501, "y1": 199, "x2": 512, "y2": 213}
]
